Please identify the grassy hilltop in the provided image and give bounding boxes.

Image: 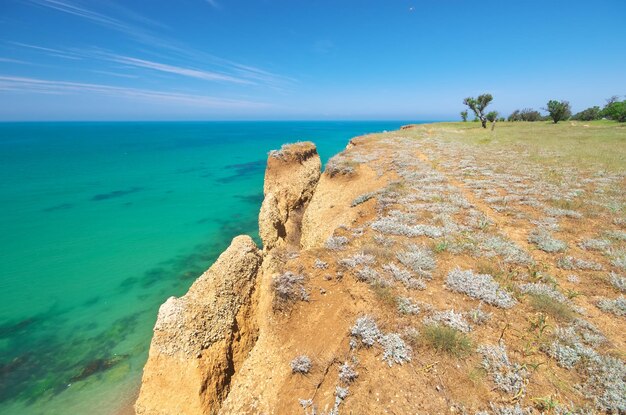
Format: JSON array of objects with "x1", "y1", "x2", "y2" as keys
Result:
[{"x1": 412, "y1": 121, "x2": 626, "y2": 172}]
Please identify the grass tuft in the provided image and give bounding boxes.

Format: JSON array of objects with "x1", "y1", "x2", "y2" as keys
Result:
[
  {"x1": 527, "y1": 293, "x2": 574, "y2": 322},
  {"x1": 421, "y1": 325, "x2": 472, "y2": 357}
]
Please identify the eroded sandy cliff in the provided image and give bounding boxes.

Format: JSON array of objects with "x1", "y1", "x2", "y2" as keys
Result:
[{"x1": 136, "y1": 127, "x2": 626, "y2": 415}]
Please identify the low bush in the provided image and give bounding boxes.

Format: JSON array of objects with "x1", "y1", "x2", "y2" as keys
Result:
[
  {"x1": 290, "y1": 355, "x2": 312, "y2": 374},
  {"x1": 596, "y1": 296, "x2": 626, "y2": 317},
  {"x1": 478, "y1": 343, "x2": 528, "y2": 397},
  {"x1": 379, "y1": 333, "x2": 412, "y2": 366},
  {"x1": 424, "y1": 309, "x2": 472, "y2": 333},
  {"x1": 325, "y1": 235, "x2": 349, "y2": 251},
  {"x1": 446, "y1": 268, "x2": 517, "y2": 308},
  {"x1": 338, "y1": 362, "x2": 358, "y2": 384},
  {"x1": 350, "y1": 316, "x2": 381, "y2": 347},
  {"x1": 528, "y1": 229, "x2": 567, "y2": 253},
  {"x1": 557, "y1": 256, "x2": 603, "y2": 271},
  {"x1": 272, "y1": 272, "x2": 309, "y2": 308},
  {"x1": 396, "y1": 244, "x2": 436, "y2": 278}
]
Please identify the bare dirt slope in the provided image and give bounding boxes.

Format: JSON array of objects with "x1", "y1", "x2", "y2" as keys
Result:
[{"x1": 137, "y1": 123, "x2": 625, "y2": 415}]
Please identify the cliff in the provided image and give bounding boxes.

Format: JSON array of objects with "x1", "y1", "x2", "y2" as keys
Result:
[{"x1": 136, "y1": 124, "x2": 626, "y2": 415}]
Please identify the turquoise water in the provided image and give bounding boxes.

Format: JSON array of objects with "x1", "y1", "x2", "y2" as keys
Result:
[{"x1": 0, "y1": 121, "x2": 416, "y2": 415}]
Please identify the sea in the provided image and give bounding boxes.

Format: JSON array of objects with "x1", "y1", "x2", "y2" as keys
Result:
[{"x1": 0, "y1": 121, "x2": 420, "y2": 415}]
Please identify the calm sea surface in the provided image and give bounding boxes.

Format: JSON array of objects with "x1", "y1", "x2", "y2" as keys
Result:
[{"x1": 0, "y1": 121, "x2": 421, "y2": 414}]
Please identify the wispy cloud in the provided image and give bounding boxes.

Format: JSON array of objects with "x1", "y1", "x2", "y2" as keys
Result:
[
  {"x1": 0, "y1": 57, "x2": 29, "y2": 64},
  {"x1": 7, "y1": 41, "x2": 83, "y2": 60},
  {"x1": 0, "y1": 75, "x2": 267, "y2": 108},
  {"x1": 106, "y1": 55, "x2": 253, "y2": 85},
  {"x1": 18, "y1": 0, "x2": 296, "y2": 89}
]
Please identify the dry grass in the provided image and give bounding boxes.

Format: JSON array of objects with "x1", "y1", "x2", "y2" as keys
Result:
[{"x1": 406, "y1": 121, "x2": 626, "y2": 172}]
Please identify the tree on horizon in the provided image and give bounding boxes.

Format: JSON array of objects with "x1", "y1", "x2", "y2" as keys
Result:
[{"x1": 463, "y1": 94, "x2": 493, "y2": 128}]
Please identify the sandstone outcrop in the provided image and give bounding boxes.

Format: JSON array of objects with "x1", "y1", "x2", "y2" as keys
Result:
[
  {"x1": 258, "y1": 142, "x2": 321, "y2": 251},
  {"x1": 134, "y1": 235, "x2": 262, "y2": 415}
]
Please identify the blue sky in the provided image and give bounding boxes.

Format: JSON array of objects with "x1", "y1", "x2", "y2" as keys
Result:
[{"x1": 0, "y1": 0, "x2": 625, "y2": 121}]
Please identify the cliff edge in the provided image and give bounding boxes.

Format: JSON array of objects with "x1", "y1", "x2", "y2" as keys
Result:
[{"x1": 136, "y1": 126, "x2": 626, "y2": 415}]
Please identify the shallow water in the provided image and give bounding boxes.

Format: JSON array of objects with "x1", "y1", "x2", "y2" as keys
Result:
[{"x1": 0, "y1": 121, "x2": 420, "y2": 414}]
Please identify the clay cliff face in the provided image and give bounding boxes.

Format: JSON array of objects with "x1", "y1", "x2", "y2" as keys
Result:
[
  {"x1": 135, "y1": 143, "x2": 322, "y2": 415},
  {"x1": 258, "y1": 142, "x2": 321, "y2": 251},
  {"x1": 135, "y1": 235, "x2": 262, "y2": 415}
]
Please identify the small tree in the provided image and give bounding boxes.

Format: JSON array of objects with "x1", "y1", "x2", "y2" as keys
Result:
[
  {"x1": 601, "y1": 100, "x2": 626, "y2": 122},
  {"x1": 544, "y1": 100, "x2": 571, "y2": 124},
  {"x1": 463, "y1": 94, "x2": 493, "y2": 128},
  {"x1": 520, "y1": 108, "x2": 542, "y2": 122},
  {"x1": 508, "y1": 110, "x2": 521, "y2": 122},
  {"x1": 486, "y1": 111, "x2": 499, "y2": 122},
  {"x1": 460, "y1": 110, "x2": 468, "y2": 122}
]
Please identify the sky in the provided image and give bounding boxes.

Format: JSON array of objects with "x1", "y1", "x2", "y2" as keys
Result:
[{"x1": 0, "y1": 0, "x2": 625, "y2": 121}]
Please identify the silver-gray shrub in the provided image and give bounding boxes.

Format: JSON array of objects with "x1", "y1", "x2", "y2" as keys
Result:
[
  {"x1": 370, "y1": 216, "x2": 443, "y2": 238},
  {"x1": 397, "y1": 296, "x2": 420, "y2": 315},
  {"x1": 350, "y1": 316, "x2": 381, "y2": 347},
  {"x1": 383, "y1": 263, "x2": 426, "y2": 290},
  {"x1": 557, "y1": 256, "x2": 603, "y2": 271},
  {"x1": 545, "y1": 207, "x2": 583, "y2": 219},
  {"x1": 581, "y1": 355, "x2": 626, "y2": 413},
  {"x1": 396, "y1": 244, "x2": 436, "y2": 278},
  {"x1": 325, "y1": 235, "x2": 349, "y2": 251},
  {"x1": 424, "y1": 309, "x2": 472, "y2": 333},
  {"x1": 567, "y1": 274, "x2": 580, "y2": 284},
  {"x1": 325, "y1": 154, "x2": 355, "y2": 177},
  {"x1": 611, "y1": 250, "x2": 626, "y2": 270},
  {"x1": 351, "y1": 191, "x2": 377, "y2": 207},
  {"x1": 338, "y1": 252, "x2": 375, "y2": 268},
  {"x1": 528, "y1": 229, "x2": 567, "y2": 253},
  {"x1": 291, "y1": 355, "x2": 312, "y2": 374},
  {"x1": 478, "y1": 234, "x2": 533, "y2": 265},
  {"x1": 373, "y1": 233, "x2": 394, "y2": 247},
  {"x1": 478, "y1": 343, "x2": 528, "y2": 397},
  {"x1": 314, "y1": 258, "x2": 328, "y2": 269},
  {"x1": 446, "y1": 268, "x2": 517, "y2": 309},
  {"x1": 475, "y1": 404, "x2": 532, "y2": 415},
  {"x1": 354, "y1": 266, "x2": 380, "y2": 284},
  {"x1": 519, "y1": 282, "x2": 567, "y2": 303},
  {"x1": 579, "y1": 238, "x2": 611, "y2": 251},
  {"x1": 338, "y1": 362, "x2": 358, "y2": 384},
  {"x1": 467, "y1": 304, "x2": 492, "y2": 325},
  {"x1": 610, "y1": 272, "x2": 626, "y2": 293},
  {"x1": 606, "y1": 229, "x2": 626, "y2": 241},
  {"x1": 273, "y1": 272, "x2": 309, "y2": 303},
  {"x1": 379, "y1": 333, "x2": 412, "y2": 367},
  {"x1": 596, "y1": 296, "x2": 626, "y2": 317},
  {"x1": 545, "y1": 326, "x2": 599, "y2": 369},
  {"x1": 268, "y1": 142, "x2": 297, "y2": 159}
]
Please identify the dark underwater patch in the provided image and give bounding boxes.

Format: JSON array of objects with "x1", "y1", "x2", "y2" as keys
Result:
[
  {"x1": 91, "y1": 187, "x2": 144, "y2": 201},
  {"x1": 68, "y1": 355, "x2": 127, "y2": 383},
  {"x1": 236, "y1": 192, "x2": 264, "y2": 205},
  {"x1": 0, "y1": 317, "x2": 40, "y2": 339},
  {"x1": 218, "y1": 159, "x2": 266, "y2": 183}
]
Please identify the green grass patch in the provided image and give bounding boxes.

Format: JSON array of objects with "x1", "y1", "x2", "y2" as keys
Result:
[
  {"x1": 527, "y1": 293, "x2": 574, "y2": 322},
  {"x1": 421, "y1": 325, "x2": 473, "y2": 357}
]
